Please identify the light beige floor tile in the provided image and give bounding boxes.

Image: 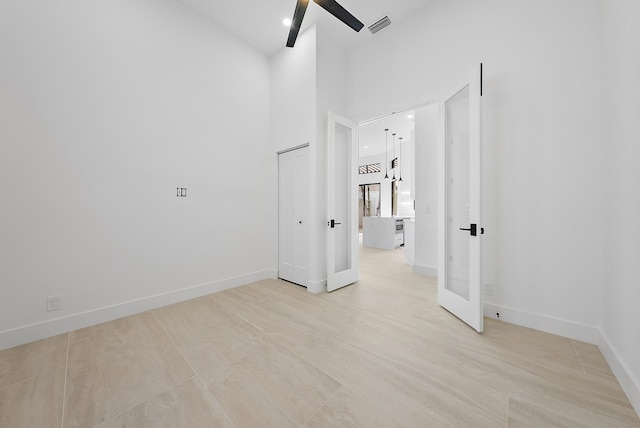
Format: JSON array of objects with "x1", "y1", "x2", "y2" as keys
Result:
[
  {"x1": 0, "y1": 365, "x2": 65, "y2": 428},
  {"x1": 303, "y1": 386, "x2": 404, "y2": 428},
  {"x1": 443, "y1": 342, "x2": 640, "y2": 427},
  {"x1": 210, "y1": 286, "x2": 326, "y2": 354},
  {"x1": 301, "y1": 337, "x2": 504, "y2": 427},
  {"x1": 507, "y1": 397, "x2": 578, "y2": 428},
  {"x1": 154, "y1": 298, "x2": 278, "y2": 383},
  {"x1": 64, "y1": 312, "x2": 194, "y2": 428},
  {"x1": 95, "y1": 377, "x2": 234, "y2": 428},
  {"x1": 3, "y1": 244, "x2": 639, "y2": 427},
  {"x1": 572, "y1": 339, "x2": 618, "y2": 380},
  {"x1": 152, "y1": 295, "x2": 244, "y2": 349},
  {"x1": 0, "y1": 333, "x2": 68, "y2": 388},
  {"x1": 205, "y1": 343, "x2": 341, "y2": 428}
]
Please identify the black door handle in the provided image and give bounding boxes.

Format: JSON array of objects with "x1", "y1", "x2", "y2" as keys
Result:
[
  {"x1": 460, "y1": 224, "x2": 478, "y2": 236},
  {"x1": 328, "y1": 219, "x2": 342, "y2": 228},
  {"x1": 459, "y1": 224, "x2": 485, "y2": 236}
]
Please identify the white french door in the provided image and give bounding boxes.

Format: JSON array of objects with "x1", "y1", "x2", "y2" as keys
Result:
[
  {"x1": 327, "y1": 111, "x2": 359, "y2": 292},
  {"x1": 438, "y1": 64, "x2": 484, "y2": 332}
]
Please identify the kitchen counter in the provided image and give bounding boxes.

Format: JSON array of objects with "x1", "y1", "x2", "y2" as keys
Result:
[{"x1": 362, "y1": 217, "x2": 405, "y2": 250}]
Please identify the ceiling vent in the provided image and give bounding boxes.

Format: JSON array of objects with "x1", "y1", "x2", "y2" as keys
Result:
[{"x1": 368, "y1": 16, "x2": 391, "y2": 34}]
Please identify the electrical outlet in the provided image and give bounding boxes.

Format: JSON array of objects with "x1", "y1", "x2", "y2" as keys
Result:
[
  {"x1": 47, "y1": 296, "x2": 61, "y2": 312},
  {"x1": 483, "y1": 283, "x2": 494, "y2": 296}
]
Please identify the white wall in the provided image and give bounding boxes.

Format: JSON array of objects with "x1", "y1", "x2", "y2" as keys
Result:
[
  {"x1": 600, "y1": 0, "x2": 640, "y2": 414},
  {"x1": 270, "y1": 28, "x2": 316, "y2": 154},
  {"x1": 348, "y1": 0, "x2": 604, "y2": 339},
  {"x1": 270, "y1": 26, "x2": 348, "y2": 292},
  {"x1": 270, "y1": 27, "x2": 317, "y2": 290},
  {"x1": 413, "y1": 104, "x2": 439, "y2": 275},
  {"x1": 314, "y1": 27, "x2": 348, "y2": 290},
  {"x1": 0, "y1": 0, "x2": 274, "y2": 349}
]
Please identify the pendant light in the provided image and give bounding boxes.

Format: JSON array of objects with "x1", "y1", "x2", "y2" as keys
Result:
[
  {"x1": 391, "y1": 133, "x2": 397, "y2": 181},
  {"x1": 384, "y1": 128, "x2": 389, "y2": 180},
  {"x1": 398, "y1": 137, "x2": 404, "y2": 182}
]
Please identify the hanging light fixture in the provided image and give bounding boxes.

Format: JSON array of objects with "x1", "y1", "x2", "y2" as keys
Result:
[
  {"x1": 391, "y1": 133, "x2": 397, "y2": 181},
  {"x1": 398, "y1": 137, "x2": 404, "y2": 182},
  {"x1": 384, "y1": 128, "x2": 389, "y2": 180}
]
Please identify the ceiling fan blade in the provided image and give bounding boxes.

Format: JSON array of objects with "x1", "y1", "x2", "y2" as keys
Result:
[
  {"x1": 286, "y1": 0, "x2": 310, "y2": 47},
  {"x1": 313, "y1": 0, "x2": 364, "y2": 32}
]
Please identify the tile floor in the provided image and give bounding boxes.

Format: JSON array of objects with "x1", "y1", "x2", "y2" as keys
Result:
[{"x1": 1, "y1": 246, "x2": 639, "y2": 427}]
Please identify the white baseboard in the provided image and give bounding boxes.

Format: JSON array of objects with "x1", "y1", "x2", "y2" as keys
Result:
[
  {"x1": 307, "y1": 279, "x2": 327, "y2": 294},
  {"x1": 598, "y1": 332, "x2": 640, "y2": 417},
  {"x1": 412, "y1": 264, "x2": 437, "y2": 277},
  {"x1": 482, "y1": 302, "x2": 600, "y2": 344},
  {"x1": 482, "y1": 303, "x2": 639, "y2": 416},
  {"x1": 0, "y1": 269, "x2": 277, "y2": 351}
]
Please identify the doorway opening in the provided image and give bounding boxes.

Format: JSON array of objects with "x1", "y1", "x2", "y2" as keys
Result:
[
  {"x1": 357, "y1": 103, "x2": 439, "y2": 277},
  {"x1": 358, "y1": 183, "x2": 381, "y2": 230}
]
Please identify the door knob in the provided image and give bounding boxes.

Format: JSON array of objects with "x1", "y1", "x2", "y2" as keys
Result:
[
  {"x1": 328, "y1": 219, "x2": 342, "y2": 228},
  {"x1": 459, "y1": 224, "x2": 484, "y2": 236},
  {"x1": 459, "y1": 224, "x2": 478, "y2": 236}
]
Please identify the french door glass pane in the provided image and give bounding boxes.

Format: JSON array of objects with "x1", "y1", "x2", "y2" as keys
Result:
[
  {"x1": 445, "y1": 85, "x2": 471, "y2": 300},
  {"x1": 334, "y1": 122, "x2": 352, "y2": 274}
]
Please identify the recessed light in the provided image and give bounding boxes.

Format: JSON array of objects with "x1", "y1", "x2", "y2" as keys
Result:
[
  {"x1": 407, "y1": 114, "x2": 414, "y2": 119},
  {"x1": 364, "y1": 145, "x2": 369, "y2": 149},
  {"x1": 283, "y1": 18, "x2": 292, "y2": 27}
]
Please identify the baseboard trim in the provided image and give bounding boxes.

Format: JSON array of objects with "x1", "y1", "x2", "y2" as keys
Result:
[
  {"x1": 482, "y1": 302, "x2": 600, "y2": 344},
  {"x1": 307, "y1": 279, "x2": 327, "y2": 294},
  {"x1": 412, "y1": 264, "x2": 437, "y2": 277},
  {"x1": 598, "y1": 332, "x2": 640, "y2": 417},
  {"x1": 0, "y1": 269, "x2": 277, "y2": 351}
]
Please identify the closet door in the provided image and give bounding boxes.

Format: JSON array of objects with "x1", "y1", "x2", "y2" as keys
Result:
[{"x1": 278, "y1": 146, "x2": 309, "y2": 286}]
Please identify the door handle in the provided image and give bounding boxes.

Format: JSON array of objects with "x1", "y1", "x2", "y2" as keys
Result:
[
  {"x1": 328, "y1": 219, "x2": 342, "y2": 228},
  {"x1": 459, "y1": 224, "x2": 485, "y2": 236},
  {"x1": 459, "y1": 224, "x2": 483, "y2": 236}
]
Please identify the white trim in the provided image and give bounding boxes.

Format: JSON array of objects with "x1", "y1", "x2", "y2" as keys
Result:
[
  {"x1": 482, "y1": 302, "x2": 600, "y2": 344},
  {"x1": 0, "y1": 269, "x2": 277, "y2": 351},
  {"x1": 357, "y1": 100, "x2": 438, "y2": 127},
  {"x1": 277, "y1": 142, "x2": 310, "y2": 155},
  {"x1": 307, "y1": 279, "x2": 327, "y2": 294},
  {"x1": 412, "y1": 264, "x2": 438, "y2": 277},
  {"x1": 482, "y1": 303, "x2": 640, "y2": 416},
  {"x1": 598, "y1": 332, "x2": 640, "y2": 417}
]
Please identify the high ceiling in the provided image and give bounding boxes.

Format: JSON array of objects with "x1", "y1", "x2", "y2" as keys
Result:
[
  {"x1": 359, "y1": 111, "x2": 415, "y2": 157},
  {"x1": 176, "y1": 0, "x2": 433, "y2": 56}
]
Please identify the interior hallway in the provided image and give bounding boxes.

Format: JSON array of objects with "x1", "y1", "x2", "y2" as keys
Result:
[{"x1": 1, "y1": 245, "x2": 638, "y2": 427}]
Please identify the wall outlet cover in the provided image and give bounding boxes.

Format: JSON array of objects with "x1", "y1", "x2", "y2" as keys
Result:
[
  {"x1": 47, "y1": 296, "x2": 61, "y2": 312},
  {"x1": 483, "y1": 283, "x2": 494, "y2": 296}
]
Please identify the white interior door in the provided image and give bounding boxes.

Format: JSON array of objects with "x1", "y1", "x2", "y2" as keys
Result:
[
  {"x1": 438, "y1": 64, "x2": 483, "y2": 332},
  {"x1": 278, "y1": 146, "x2": 309, "y2": 286},
  {"x1": 327, "y1": 111, "x2": 359, "y2": 292}
]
